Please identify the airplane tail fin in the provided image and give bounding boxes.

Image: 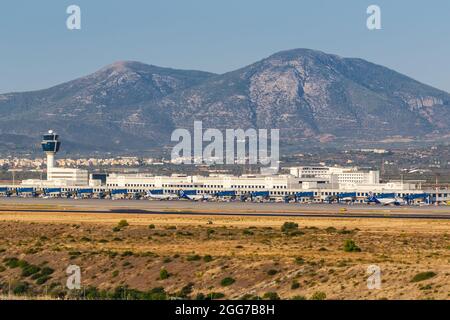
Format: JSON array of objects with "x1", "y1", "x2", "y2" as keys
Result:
[{"x1": 367, "y1": 195, "x2": 380, "y2": 203}]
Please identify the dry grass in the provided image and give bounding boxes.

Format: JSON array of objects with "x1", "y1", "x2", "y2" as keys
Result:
[{"x1": 0, "y1": 209, "x2": 449, "y2": 300}]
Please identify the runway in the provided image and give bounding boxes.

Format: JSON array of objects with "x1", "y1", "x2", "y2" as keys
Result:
[{"x1": 0, "y1": 197, "x2": 449, "y2": 220}]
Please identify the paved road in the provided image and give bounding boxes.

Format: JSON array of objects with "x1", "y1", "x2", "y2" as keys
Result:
[{"x1": 0, "y1": 197, "x2": 449, "y2": 220}]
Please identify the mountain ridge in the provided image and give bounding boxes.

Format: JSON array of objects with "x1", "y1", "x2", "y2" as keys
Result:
[{"x1": 0, "y1": 48, "x2": 449, "y2": 155}]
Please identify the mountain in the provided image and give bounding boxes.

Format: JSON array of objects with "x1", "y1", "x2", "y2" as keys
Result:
[
  {"x1": 163, "y1": 49, "x2": 450, "y2": 144},
  {"x1": 0, "y1": 49, "x2": 449, "y2": 155},
  {"x1": 0, "y1": 61, "x2": 215, "y2": 153}
]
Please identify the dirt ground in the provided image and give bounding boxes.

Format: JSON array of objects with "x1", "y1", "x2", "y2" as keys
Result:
[{"x1": 0, "y1": 207, "x2": 449, "y2": 300}]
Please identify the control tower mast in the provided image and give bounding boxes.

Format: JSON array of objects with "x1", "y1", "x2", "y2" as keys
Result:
[{"x1": 41, "y1": 130, "x2": 61, "y2": 178}]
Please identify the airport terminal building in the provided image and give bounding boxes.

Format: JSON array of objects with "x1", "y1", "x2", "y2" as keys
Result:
[{"x1": 1, "y1": 131, "x2": 448, "y2": 204}]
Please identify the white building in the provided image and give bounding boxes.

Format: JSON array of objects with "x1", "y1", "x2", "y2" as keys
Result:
[
  {"x1": 289, "y1": 166, "x2": 379, "y2": 185},
  {"x1": 47, "y1": 167, "x2": 89, "y2": 186}
]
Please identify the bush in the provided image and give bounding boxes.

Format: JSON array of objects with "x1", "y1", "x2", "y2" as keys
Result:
[
  {"x1": 4, "y1": 257, "x2": 22, "y2": 268},
  {"x1": 160, "y1": 268, "x2": 169, "y2": 280},
  {"x1": 21, "y1": 265, "x2": 41, "y2": 277},
  {"x1": 343, "y1": 239, "x2": 361, "y2": 252},
  {"x1": 243, "y1": 229, "x2": 254, "y2": 236},
  {"x1": 112, "y1": 227, "x2": 121, "y2": 232},
  {"x1": 177, "y1": 283, "x2": 194, "y2": 298},
  {"x1": 186, "y1": 254, "x2": 201, "y2": 261},
  {"x1": 196, "y1": 293, "x2": 206, "y2": 300},
  {"x1": 40, "y1": 267, "x2": 54, "y2": 276},
  {"x1": 203, "y1": 255, "x2": 213, "y2": 263},
  {"x1": 263, "y1": 292, "x2": 280, "y2": 300},
  {"x1": 36, "y1": 275, "x2": 51, "y2": 285},
  {"x1": 117, "y1": 220, "x2": 129, "y2": 228},
  {"x1": 13, "y1": 282, "x2": 29, "y2": 295},
  {"x1": 310, "y1": 291, "x2": 327, "y2": 300},
  {"x1": 281, "y1": 222, "x2": 299, "y2": 233},
  {"x1": 205, "y1": 292, "x2": 225, "y2": 300},
  {"x1": 148, "y1": 224, "x2": 155, "y2": 229},
  {"x1": 220, "y1": 277, "x2": 235, "y2": 287},
  {"x1": 295, "y1": 257, "x2": 305, "y2": 265},
  {"x1": 147, "y1": 287, "x2": 167, "y2": 300},
  {"x1": 291, "y1": 281, "x2": 300, "y2": 289},
  {"x1": 267, "y1": 269, "x2": 278, "y2": 276},
  {"x1": 411, "y1": 272, "x2": 437, "y2": 283},
  {"x1": 121, "y1": 251, "x2": 134, "y2": 257}
]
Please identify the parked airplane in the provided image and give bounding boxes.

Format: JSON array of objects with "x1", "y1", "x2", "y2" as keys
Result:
[
  {"x1": 179, "y1": 190, "x2": 212, "y2": 201},
  {"x1": 366, "y1": 194, "x2": 405, "y2": 206},
  {"x1": 147, "y1": 190, "x2": 178, "y2": 200}
]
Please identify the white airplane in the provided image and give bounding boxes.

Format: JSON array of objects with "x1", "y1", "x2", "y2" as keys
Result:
[
  {"x1": 147, "y1": 190, "x2": 178, "y2": 200},
  {"x1": 179, "y1": 190, "x2": 213, "y2": 201},
  {"x1": 367, "y1": 195, "x2": 405, "y2": 206}
]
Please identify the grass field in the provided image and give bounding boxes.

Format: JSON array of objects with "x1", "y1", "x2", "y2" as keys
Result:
[{"x1": 0, "y1": 205, "x2": 449, "y2": 300}]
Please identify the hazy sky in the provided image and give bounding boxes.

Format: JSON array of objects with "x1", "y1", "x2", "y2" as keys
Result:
[{"x1": 1, "y1": 0, "x2": 450, "y2": 93}]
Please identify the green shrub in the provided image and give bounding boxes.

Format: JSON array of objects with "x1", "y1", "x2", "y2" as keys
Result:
[
  {"x1": 4, "y1": 257, "x2": 20, "y2": 268},
  {"x1": 121, "y1": 251, "x2": 134, "y2": 257},
  {"x1": 281, "y1": 222, "x2": 299, "y2": 233},
  {"x1": 196, "y1": 293, "x2": 206, "y2": 300},
  {"x1": 186, "y1": 254, "x2": 201, "y2": 261},
  {"x1": 203, "y1": 255, "x2": 213, "y2": 263},
  {"x1": 243, "y1": 229, "x2": 254, "y2": 236},
  {"x1": 343, "y1": 239, "x2": 361, "y2": 252},
  {"x1": 36, "y1": 275, "x2": 51, "y2": 285},
  {"x1": 112, "y1": 226, "x2": 121, "y2": 232},
  {"x1": 112, "y1": 270, "x2": 119, "y2": 277},
  {"x1": 117, "y1": 220, "x2": 129, "y2": 228},
  {"x1": 13, "y1": 282, "x2": 30, "y2": 295},
  {"x1": 291, "y1": 280, "x2": 300, "y2": 289},
  {"x1": 148, "y1": 224, "x2": 155, "y2": 229},
  {"x1": 263, "y1": 292, "x2": 280, "y2": 300},
  {"x1": 295, "y1": 257, "x2": 305, "y2": 265},
  {"x1": 206, "y1": 229, "x2": 215, "y2": 237},
  {"x1": 17, "y1": 260, "x2": 29, "y2": 268},
  {"x1": 177, "y1": 283, "x2": 194, "y2": 298},
  {"x1": 411, "y1": 272, "x2": 437, "y2": 283},
  {"x1": 267, "y1": 269, "x2": 278, "y2": 276},
  {"x1": 40, "y1": 267, "x2": 54, "y2": 276},
  {"x1": 310, "y1": 291, "x2": 327, "y2": 300},
  {"x1": 160, "y1": 268, "x2": 169, "y2": 280},
  {"x1": 206, "y1": 292, "x2": 225, "y2": 300},
  {"x1": 21, "y1": 265, "x2": 41, "y2": 277},
  {"x1": 147, "y1": 287, "x2": 167, "y2": 300},
  {"x1": 220, "y1": 277, "x2": 235, "y2": 287},
  {"x1": 292, "y1": 295, "x2": 307, "y2": 300}
]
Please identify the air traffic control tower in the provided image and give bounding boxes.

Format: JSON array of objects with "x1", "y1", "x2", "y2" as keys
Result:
[{"x1": 41, "y1": 130, "x2": 61, "y2": 172}]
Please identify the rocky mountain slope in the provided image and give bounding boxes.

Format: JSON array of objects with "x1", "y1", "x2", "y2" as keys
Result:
[{"x1": 1, "y1": 49, "x2": 449, "y2": 155}]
